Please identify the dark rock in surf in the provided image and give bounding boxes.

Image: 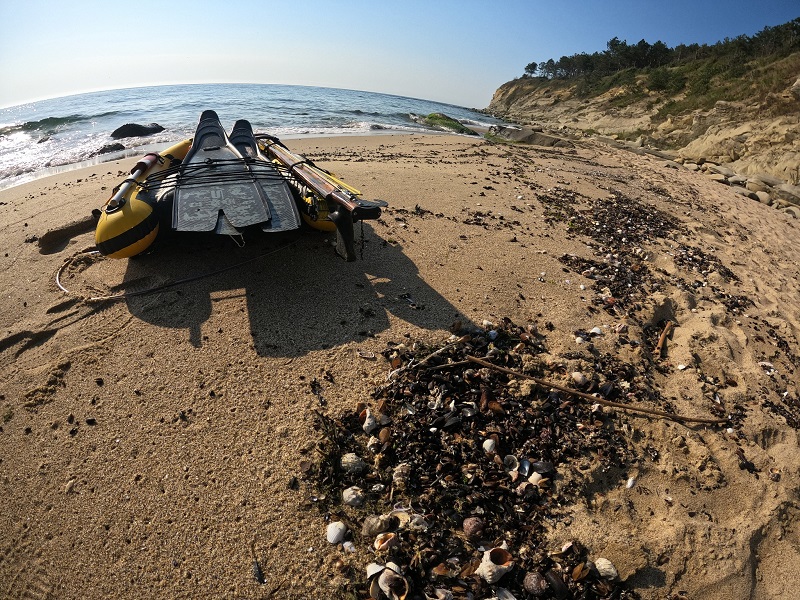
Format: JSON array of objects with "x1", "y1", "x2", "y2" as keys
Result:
[
  {"x1": 93, "y1": 143, "x2": 125, "y2": 156},
  {"x1": 110, "y1": 123, "x2": 165, "y2": 139}
]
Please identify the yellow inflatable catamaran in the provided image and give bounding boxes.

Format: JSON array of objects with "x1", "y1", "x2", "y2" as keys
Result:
[{"x1": 95, "y1": 110, "x2": 386, "y2": 261}]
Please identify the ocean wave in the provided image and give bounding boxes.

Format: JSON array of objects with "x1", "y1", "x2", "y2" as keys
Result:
[
  {"x1": 459, "y1": 118, "x2": 495, "y2": 128},
  {"x1": 0, "y1": 111, "x2": 120, "y2": 137}
]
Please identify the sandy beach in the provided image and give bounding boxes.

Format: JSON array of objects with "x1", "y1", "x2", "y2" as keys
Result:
[{"x1": 1, "y1": 133, "x2": 798, "y2": 599}]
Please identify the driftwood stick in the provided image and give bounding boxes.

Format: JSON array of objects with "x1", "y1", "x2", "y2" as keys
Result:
[
  {"x1": 466, "y1": 355, "x2": 727, "y2": 425},
  {"x1": 424, "y1": 359, "x2": 472, "y2": 372},
  {"x1": 653, "y1": 321, "x2": 675, "y2": 357},
  {"x1": 388, "y1": 335, "x2": 471, "y2": 381}
]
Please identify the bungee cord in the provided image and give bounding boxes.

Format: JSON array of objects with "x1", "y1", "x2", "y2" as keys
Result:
[
  {"x1": 55, "y1": 240, "x2": 297, "y2": 303},
  {"x1": 139, "y1": 158, "x2": 294, "y2": 192}
]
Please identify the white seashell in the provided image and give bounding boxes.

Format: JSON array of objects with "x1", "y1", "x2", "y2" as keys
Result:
[
  {"x1": 342, "y1": 486, "x2": 365, "y2": 507},
  {"x1": 475, "y1": 547, "x2": 514, "y2": 584},
  {"x1": 595, "y1": 557, "x2": 618, "y2": 580},
  {"x1": 590, "y1": 326, "x2": 603, "y2": 336},
  {"x1": 390, "y1": 510, "x2": 411, "y2": 527},
  {"x1": 361, "y1": 408, "x2": 379, "y2": 434},
  {"x1": 374, "y1": 532, "x2": 398, "y2": 551},
  {"x1": 626, "y1": 476, "x2": 636, "y2": 489},
  {"x1": 482, "y1": 438, "x2": 497, "y2": 454},
  {"x1": 342, "y1": 540, "x2": 356, "y2": 553},
  {"x1": 341, "y1": 453, "x2": 367, "y2": 474},
  {"x1": 575, "y1": 336, "x2": 585, "y2": 345},
  {"x1": 366, "y1": 562, "x2": 385, "y2": 579},
  {"x1": 571, "y1": 372, "x2": 589, "y2": 386},
  {"x1": 527, "y1": 472, "x2": 543, "y2": 485},
  {"x1": 367, "y1": 435, "x2": 382, "y2": 454},
  {"x1": 362, "y1": 513, "x2": 396, "y2": 537},
  {"x1": 326, "y1": 521, "x2": 347, "y2": 544},
  {"x1": 378, "y1": 567, "x2": 409, "y2": 600},
  {"x1": 482, "y1": 319, "x2": 495, "y2": 329}
]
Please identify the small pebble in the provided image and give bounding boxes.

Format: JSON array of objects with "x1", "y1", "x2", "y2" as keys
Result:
[
  {"x1": 595, "y1": 557, "x2": 618, "y2": 580},
  {"x1": 340, "y1": 453, "x2": 367, "y2": 474},
  {"x1": 342, "y1": 486, "x2": 365, "y2": 507}
]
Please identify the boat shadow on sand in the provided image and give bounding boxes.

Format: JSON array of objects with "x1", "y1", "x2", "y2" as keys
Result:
[{"x1": 121, "y1": 225, "x2": 472, "y2": 357}]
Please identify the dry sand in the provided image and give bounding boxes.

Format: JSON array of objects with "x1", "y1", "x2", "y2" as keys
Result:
[{"x1": 0, "y1": 134, "x2": 798, "y2": 599}]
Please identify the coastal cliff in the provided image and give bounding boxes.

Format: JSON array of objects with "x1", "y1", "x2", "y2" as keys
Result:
[{"x1": 486, "y1": 53, "x2": 800, "y2": 183}]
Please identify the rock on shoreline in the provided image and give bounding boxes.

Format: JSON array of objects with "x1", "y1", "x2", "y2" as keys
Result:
[{"x1": 110, "y1": 123, "x2": 165, "y2": 139}]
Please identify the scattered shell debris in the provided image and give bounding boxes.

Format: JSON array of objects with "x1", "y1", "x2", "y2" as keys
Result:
[
  {"x1": 296, "y1": 182, "x2": 800, "y2": 598},
  {"x1": 306, "y1": 317, "x2": 671, "y2": 599}
]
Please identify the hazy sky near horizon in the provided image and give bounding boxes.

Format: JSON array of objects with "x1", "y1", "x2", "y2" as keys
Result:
[{"x1": 1, "y1": 0, "x2": 797, "y2": 110}]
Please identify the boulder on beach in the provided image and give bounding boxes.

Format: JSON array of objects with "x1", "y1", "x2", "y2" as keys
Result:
[
  {"x1": 110, "y1": 123, "x2": 165, "y2": 139},
  {"x1": 411, "y1": 113, "x2": 478, "y2": 135},
  {"x1": 488, "y1": 124, "x2": 574, "y2": 148}
]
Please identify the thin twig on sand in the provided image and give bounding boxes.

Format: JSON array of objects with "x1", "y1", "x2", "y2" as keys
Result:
[{"x1": 466, "y1": 355, "x2": 727, "y2": 425}]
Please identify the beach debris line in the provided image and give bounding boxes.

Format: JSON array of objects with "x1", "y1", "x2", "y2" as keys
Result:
[{"x1": 307, "y1": 317, "x2": 707, "y2": 599}]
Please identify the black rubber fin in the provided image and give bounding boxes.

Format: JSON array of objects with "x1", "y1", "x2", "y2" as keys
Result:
[
  {"x1": 173, "y1": 112, "x2": 270, "y2": 232},
  {"x1": 229, "y1": 119, "x2": 259, "y2": 158},
  {"x1": 232, "y1": 119, "x2": 302, "y2": 233}
]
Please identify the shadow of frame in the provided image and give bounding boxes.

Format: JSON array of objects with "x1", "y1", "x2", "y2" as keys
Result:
[{"x1": 122, "y1": 224, "x2": 473, "y2": 357}]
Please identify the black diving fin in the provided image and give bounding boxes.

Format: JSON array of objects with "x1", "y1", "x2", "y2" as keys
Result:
[
  {"x1": 173, "y1": 110, "x2": 271, "y2": 234},
  {"x1": 229, "y1": 120, "x2": 301, "y2": 233}
]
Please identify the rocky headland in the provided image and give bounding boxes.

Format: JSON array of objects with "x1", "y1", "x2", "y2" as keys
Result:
[{"x1": 484, "y1": 62, "x2": 800, "y2": 219}]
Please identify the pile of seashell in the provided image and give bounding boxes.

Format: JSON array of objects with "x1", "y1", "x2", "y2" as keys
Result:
[{"x1": 312, "y1": 317, "x2": 641, "y2": 599}]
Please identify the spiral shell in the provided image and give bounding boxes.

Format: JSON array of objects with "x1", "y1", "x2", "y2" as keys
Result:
[{"x1": 475, "y1": 547, "x2": 514, "y2": 584}]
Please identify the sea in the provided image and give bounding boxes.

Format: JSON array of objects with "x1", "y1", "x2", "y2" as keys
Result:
[{"x1": 0, "y1": 83, "x2": 503, "y2": 190}]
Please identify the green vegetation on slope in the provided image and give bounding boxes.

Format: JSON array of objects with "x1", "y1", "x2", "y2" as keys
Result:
[{"x1": 514, "y1": 18, "x2": 800, "y2": 118}]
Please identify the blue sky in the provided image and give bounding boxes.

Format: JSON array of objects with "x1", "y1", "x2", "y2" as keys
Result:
[{"x1": 0, "y1": 0, "x2": 797, "y2": 109}]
